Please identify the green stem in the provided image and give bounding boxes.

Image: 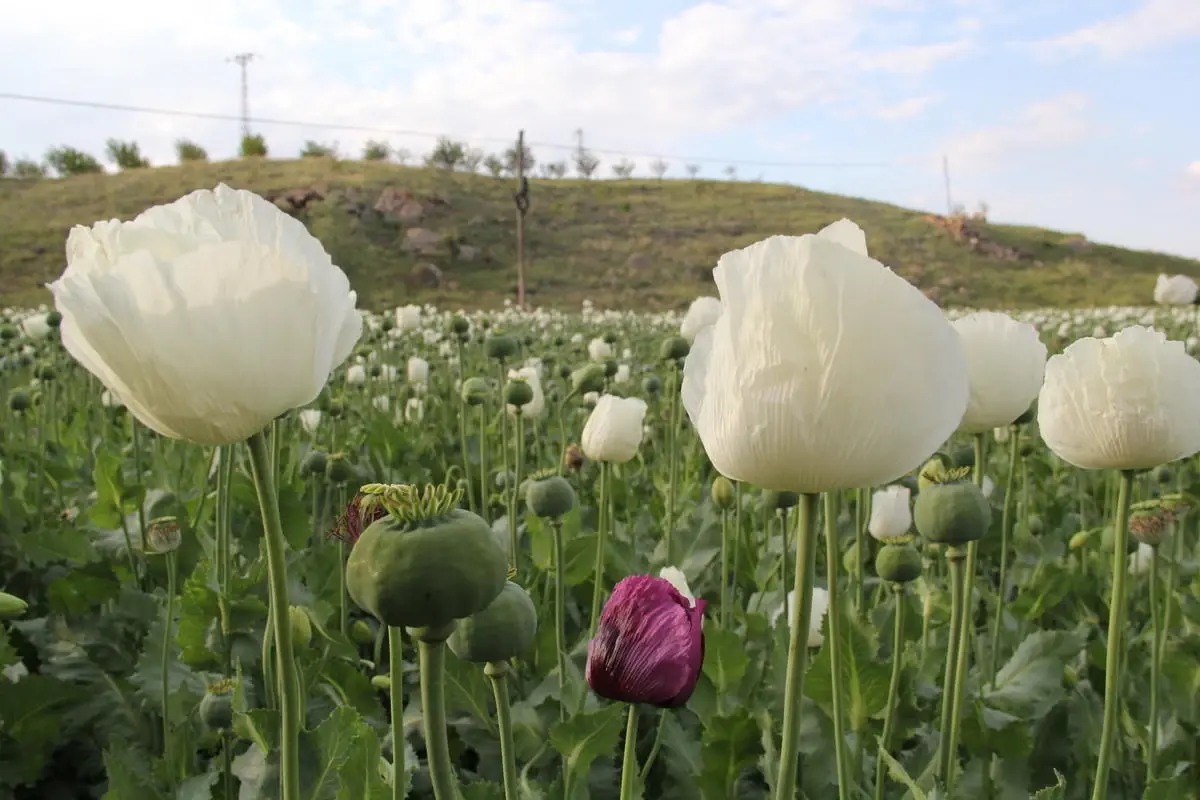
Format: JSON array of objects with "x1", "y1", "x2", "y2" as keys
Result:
[
  {"x1": 938, "y1": 547, "x2": 967, "y2": 789},
  {"x1": 665, "y1": 362, "x2": 680, "y2": 564},
  {"x1": 988, "y1": 426, "x2": 1020, "y2": 681},
  {"x1": 479, "y1": 405, "x2": 490, "y2": 521},
  {"x1": 389, "y1": 627, "x2": 408, "y2": 800},
  {"x1": 499, "y1": 366, "x2": 516, "y2": 564},
  {"x1": 513, "y1": 411, "x2": 525, "y2": 570},
  {"x1": 551, "y1": 517, "x2": 568, "y2": 722},
  {"x1": 856, "y1": 488, "x2": 870, "y2": 615},
  {"x1": 132, "y1": 420, "x2": 149, "y2": 588},
  {"x1": 823, "y1": 493, "x2": 850, "y2": 799},
  {"x1": 875, "y1": 583, "x2": 906, "y2": 800},
  {"x1": 487, "y1": 663, "x2": 519, "y2": 799},
  {"x1": 246, "y1": 431, "x2": 301, "y2": 800},
  {"x1": 772, "y1": 492, "x2": 821, "y2": 800},
  {"x1": 414, "y1": 629, "x2": 460, "y2": 800},
  {"x1": 1091, "y1": 469, "x2": 1134, "y2": 800},
  {"x1": 720, "y1": 508, "x2": 730, "y2": 630},
  {"x1": 639, "y1": 711, "x2": 668, "y2": 782},
  {"x1": 1147, "y1": 546, "x2": 1162, "y2": 783},
  {"x1": 457, "y1": 341, "x2": 475, "y2": 515},
  {"x1": 160, "y1": 551, "x2": 177, "y2": 767},
  {"x1": 948, "y1": 433, "x2": 987, "y2": 768},
  {"x1": 589, "y1": 461, "x2": 610, "y2": 640},
  {"x1": 619, "y1": 704, "x2": 640, "y2": 800}
]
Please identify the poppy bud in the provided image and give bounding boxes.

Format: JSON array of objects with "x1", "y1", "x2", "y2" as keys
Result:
[{"x1": 585, "y1": 570, "x2": 706, "y2": 708}]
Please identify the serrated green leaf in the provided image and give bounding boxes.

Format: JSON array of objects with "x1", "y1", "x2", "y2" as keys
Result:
[
  {"x1": 549, "y1": 703, "x2": 627, "y2": 786},
  {"x1": 1032, "y1": 770, "x2": 1067, "y2": 799},
  {"x1": 700, "y1": 627, "x2": 749, "y2": 696},
  {"x1": 983, "y1": 629, "x2": 1086, "y2": 721},
  {"x1": 697, "y1": 709, "x2": 761, "y2": 800}
]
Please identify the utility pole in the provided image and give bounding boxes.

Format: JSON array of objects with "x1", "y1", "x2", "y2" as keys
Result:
[
  {"x1": 228, "y1": 53, "x2": 257, "y2": 139},
  {"x1": 942, "y1": 154, "x2": 953, "y2": 216},
  {"x1": 513, "y1": 130, "x2": 530, "y2": 309},
  {"x1": 574, "y1": 128, "x2": 584, "y2": 150}
]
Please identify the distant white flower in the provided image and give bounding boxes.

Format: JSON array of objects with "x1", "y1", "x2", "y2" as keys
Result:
[
  {"x1": 506, "y1": 366, "x2": 546, "y2": 418},
  {"x1": 773, "y1": 586, "x2": 830, "y2": 647},
  {"x1": 1154, "y1": 274, "x2": 1198, "y2": 306},
  {"x1": 396, "y1": 304, "x2": 422, "y2": 331},
  {"x1": 581, "y1": 395, "x2": 647, "y2": 463},
  {"x1": 407, "y1": 356, "x2": 430, "y2": 385},
  {"x1": 404, "y1": 397, "x2": 424, "y2": 422},
  {"x1": 1129, "y1": 542, "x2": 1155, "y2": 575},
  {"x1": 372, "y1": 395, "x2": 390, "y2": 412},
  {"x1": 993, "y1": 426, "x2": 1011, "y2": 444},
  {"x1": 347, "y1": 364, "x2": 367, "y2": 385},
  {"x1": 588, "y1": 338, "x2": 613, "y2": 362},
  {"x1": 868, "y1": 485, "x2": 912, "y2": 540},
  {"x1": 982, "y1": 475, "x2": 996, "y2": 499},
  {"x1": 298, "y1": 409, "x2": 322, "y2": 433},
  {"x1": 680, "y1": 296, "x2": 721, "y2": 344},
  {"x1": 614, "y1": 364, "x2": 631, "y2": 384},
  {"x1": 19, "y1": 313, "x2": 51, "y2": 340}
]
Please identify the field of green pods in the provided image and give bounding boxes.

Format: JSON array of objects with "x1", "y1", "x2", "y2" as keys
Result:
[{"x1": 1, "y1": 186, "x2": 1199, "y2": 800}]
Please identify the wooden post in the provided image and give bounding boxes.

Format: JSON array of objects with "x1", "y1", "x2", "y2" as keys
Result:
[{"x1": 513, "y1": 130, "x2": 530, "y2": 309}]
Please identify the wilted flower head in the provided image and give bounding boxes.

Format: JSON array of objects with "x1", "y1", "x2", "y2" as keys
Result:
[
  {"x1": 586, "y1": 570, "x2": 706, "y2": 708},
  {"x1": 330, "y1": 492, "x2": 389, "y2": 544}
]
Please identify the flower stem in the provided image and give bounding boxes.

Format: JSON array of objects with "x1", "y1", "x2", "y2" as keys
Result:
[
  {"x1": 665, "y1": 362, "x2": 680, "y2": 564},
  {"x1": 938, "y1": 546, "x2": 967, "y2": 790},
  {"x1": 948, "y1": 433, "x2": 987, "y2": 766},
  {"x1": 720, "y1": 508, "x2": 731, "y2": 630},
  {"x1": 1092, "y1": 469, "x2": 1133, "y2": 800},
  {"x1": 639, "y1": 711, "x2": 668, "y2": 781},
  {"x1": 457, "y1": 341, "x2": 475, "y2": 515},
  {"x1": 875, "y1": 582, "x2": 906, "y2": 800},
  {"x1": 479, "y1": 405, "x2": 489, "y2": 521},
  {"x1": 551, "y1": 517, "x2": 568, "y2": 722},
  {"x1": 486, "y1": 662, "x2": 519, "y2": 800},
  {"x1": 773, "y1": 492, "x2": 821, "y2": 800},
  {"x1": 513, "y1": 411, "x2": 525, "y2": 571},
  {"x1": 160, "y1": 551, "x2": 177, "y2": 767},
  {"x1": 246, "y1": 431, "x2": 301, "y2": 800},
  {"x1": 856, "y1": 488, "x2": 870, "y2": 615},
  {"x1": 588, "y1": 461, "x2": 610, "y2": 640},
  {"x1": 389, "y1": 626, "x2": 408, "y2": 800},
  {"x1": 619, "y1": 703, "x2": 640, "y2": 800},
  {"x1": 823, "y1": 493, "x2": 850, "y2": 800},
  {"x1": 988, "y1": 426, "x2": 1020, "y2": 681},
  {"x1": 1147, "y1": 545, "x2": 1162, "y2": 783},
  {"x1": 412, "y1": 626, "x2": 460, "y2": 800}
]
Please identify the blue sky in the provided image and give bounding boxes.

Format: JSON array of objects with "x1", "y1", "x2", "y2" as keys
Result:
[{"x1": 3, "y1": 0, "x2": 1199, "y2": 259}]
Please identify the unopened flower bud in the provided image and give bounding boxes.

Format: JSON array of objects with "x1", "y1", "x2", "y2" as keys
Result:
[
  {"x1": 289, "y1": 606, "x2": 313, "y2": 649},
  {"x1": 660, "y1": 336, "x2": 689, "y2": 362},
  {"x1": 301, "y1": 450, "x2": 328, "y2": 477},
  {"x1": 0, "y1": 592, "x2": 28, "y2": 619},
  {"x1": 1068, "y1": 530, "x2": 1091, "y2": 550},
  {"x1": 711, "y1": 477, "x2": 735, "y2": 511},
  {"x1": 8, "y1": 390, "x2": 31, "y2": 412},
  {"x1": 461, "y1": 376, "x2": 490, "y2": 406},
  {"x1": 147, "y1": 516, "x2": 182, "y2": 554},
  {"x1": 526, "y1": 475, "x2": 576, "y2": 518},
  {"x1": 642, "y1": 375, "x2": 662, "y2": 396}
]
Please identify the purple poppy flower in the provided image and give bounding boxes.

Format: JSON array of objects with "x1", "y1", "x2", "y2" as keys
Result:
[{"x1": 585, "y1": 569, "x2": 707, "y2": 708}]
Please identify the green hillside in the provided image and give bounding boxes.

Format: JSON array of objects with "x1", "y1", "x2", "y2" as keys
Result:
[{"x1": 1, "y1": 157, "x2": 1196, "y2": 311}]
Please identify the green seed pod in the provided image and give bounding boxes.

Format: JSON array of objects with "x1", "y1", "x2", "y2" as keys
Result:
[
  {"x1": 0, "y1": 325, "x2": 15, "y2": 341},
  {"x1": 503, "y1": 379, "x2": 534, "y2": 408},
  {"x1": 350, "y1": 619, "x2": 375, "y2": 645},
  {"x1": 1100, "y1": 524, "x2": 1137, "y2": 554},
  {"x1": 484, "y1": 334, "x2": 520, "y2": 361},
  {"x1": 603, "y1": 359, "x2": 618, "y2": 378},
  {"x1": 381, "y1": 317, "x2": 395, "y2": 332},
  {"x1": 147, "y1": 516, "x2": 182, "y2": 554},
  {"x1": 461, "y1": 376, "x2": 490, "y2": 406},
  {"x1": 301, "y1": 450, "x2": 329, "y2": 477},
  {"x1": 325, "y1": 456, "x2": 353, "y2": 484},
  {"x1": 842, "y1": 540, "x2": 861, "y2": 575},
  {"x1": 711, "y1": 476, "x2": 735, "y2": 511},
  {"x1": 602, "y1": 332, "x2": 618, "y2": 345},
  {"x1": 451, "y1": 316, "x2": 470, "y2": 337},
  {"x1": 913, "y1": 480, "x2": 991, "y2": 545},
  {"x1": 526, "y1": 475, "x2": 576, "y2": 519},
  {"x1": 875, "y1": 543, "x2": 922, "y2": 583},
  {"x1": 36, "y1": 364, "x2": 56, "y2": 382},
  {"x1": 1019, "y1": 442, "x2": 1036, "y2": 459},
  {"x1": 327, "y1": 399, "x2": 345, "y2": 418},
  {"x1": 571, "y1": 363, "x2": 607, "y2": 394},
  {"x1": 447, "y1": 581, "x2": 538, "y2": 663},
  {"x1": 642, "y1": 375, "x2": 662, "y2": 396},
  {"x1": 1153, "y1": 465, "x2": 1173, "y2": 485},
  {"x1": 371, "y1": 675, "x2": 392, "y2": 691},
  {"x1": 45, "y1": 311, "x2": 62, "y2": 328},
  {"x1": 289, "y1": 606, "x2": 313, "y2": 649},
  {"x1": 660, "y1": 336, "x2": 689, "y2": 362},
  {"x1": 345, "y1": 498, "x2": 507, "y2": 630},
  {"x1": 558, "y1": 364, "x2": 572, "y2": 380},
  {"x1": 0, "y1": 592, "x2": 28, "y2": 619},
  {"x1": 917, "y1": 454, "x2": 955, "y2": 491},
  {"x1": 8, "y1": 390, "x2": 31, "y2": 412},
  {"x1": 368, "y1": 364, "x2": 382, "y2": 378},
  {"x1": 1068, "y1": 530, "x2": 1091, "y2": 550},
  {"x1": 199, "y1": 683, "x2": 235, "y2": 731}
]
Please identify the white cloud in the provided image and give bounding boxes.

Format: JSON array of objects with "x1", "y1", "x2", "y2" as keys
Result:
[
  {"x1": 1186, "y1": 161, "x2": 1200, "y2": 180},
  {"x1": 942, "y1": 92, "x2": 1092, "y2": 168},
  {"x1": 871, "y1": 94, "x2": 940, "y2": 120},
  {"x1": 613, "y1": 26, "x2": 641, "y2": 45},
  {"x1": 1033, "y1": 0, "x2": 1200, "y2": 58},
  {"x1": 0, "y1": 0, "x2": 973, "y2": 167}
]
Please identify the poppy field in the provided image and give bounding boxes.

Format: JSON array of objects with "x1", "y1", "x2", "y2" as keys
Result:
[{"x1": 1, "y1": 186, "x2": 1200, "y2": 800}]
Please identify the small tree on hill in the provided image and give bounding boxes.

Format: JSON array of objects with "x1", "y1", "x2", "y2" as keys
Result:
[
  {"x1": 650, "y1": 158, "x2": 669, "y2": 180},
  {"x1": 45, "y1": 146, "x2": 103, "y2": 176},
  {"x1": 363, "y1": 140, "x2": 390, "y2": 161},
  {"x1": 241, "y1": 134, "x2": 268, "y2": 158},
  {"x1": 0, "y1": 150, "x2": 8, "y2": 177},
  {"x1": 11, "y1": 159, "x2": 45, "y2": 179},
  {"x1": 611, "y1": 159, "x2": 635, "y2": 179},
  {"x1": 483, "y1": 154, "x2": 505, "y2": 177},
  {"x1": 462, "y1": 148, "x2": 485, "y2": 173},
  {"x1": 176, "y1": 139, "x2": 208, "y2": 162},
  {"x1": 574, "y1": 145, "x2": 600, "y2": 178},
  {"x1": 301, "y1": 140, "x2": 338, "y2": 158},
  {"x1": 504, "y1": 141, "x2": 536, "y2": 176},
  {"x1": 105, "y1": 139, "x2": 150, "y2": 170},
  {"x1": 685, "y1": 163, "x2": 700, "y2": 178},
  {"x1": 426, "y1": 137, "x2": 467, "y2": 170},
  {"x1": 393, "y1": 147, "x2": 411, "y2": 165}
]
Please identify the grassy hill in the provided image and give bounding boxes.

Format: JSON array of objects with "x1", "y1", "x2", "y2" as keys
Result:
[{"x1": 2, "y1": 157, "x2": 1198, "y2": 311}]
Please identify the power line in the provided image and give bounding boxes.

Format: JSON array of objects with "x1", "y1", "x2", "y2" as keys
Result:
[{"x1": 0, "y1": 90, "x2": 931, "y2": 170}]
